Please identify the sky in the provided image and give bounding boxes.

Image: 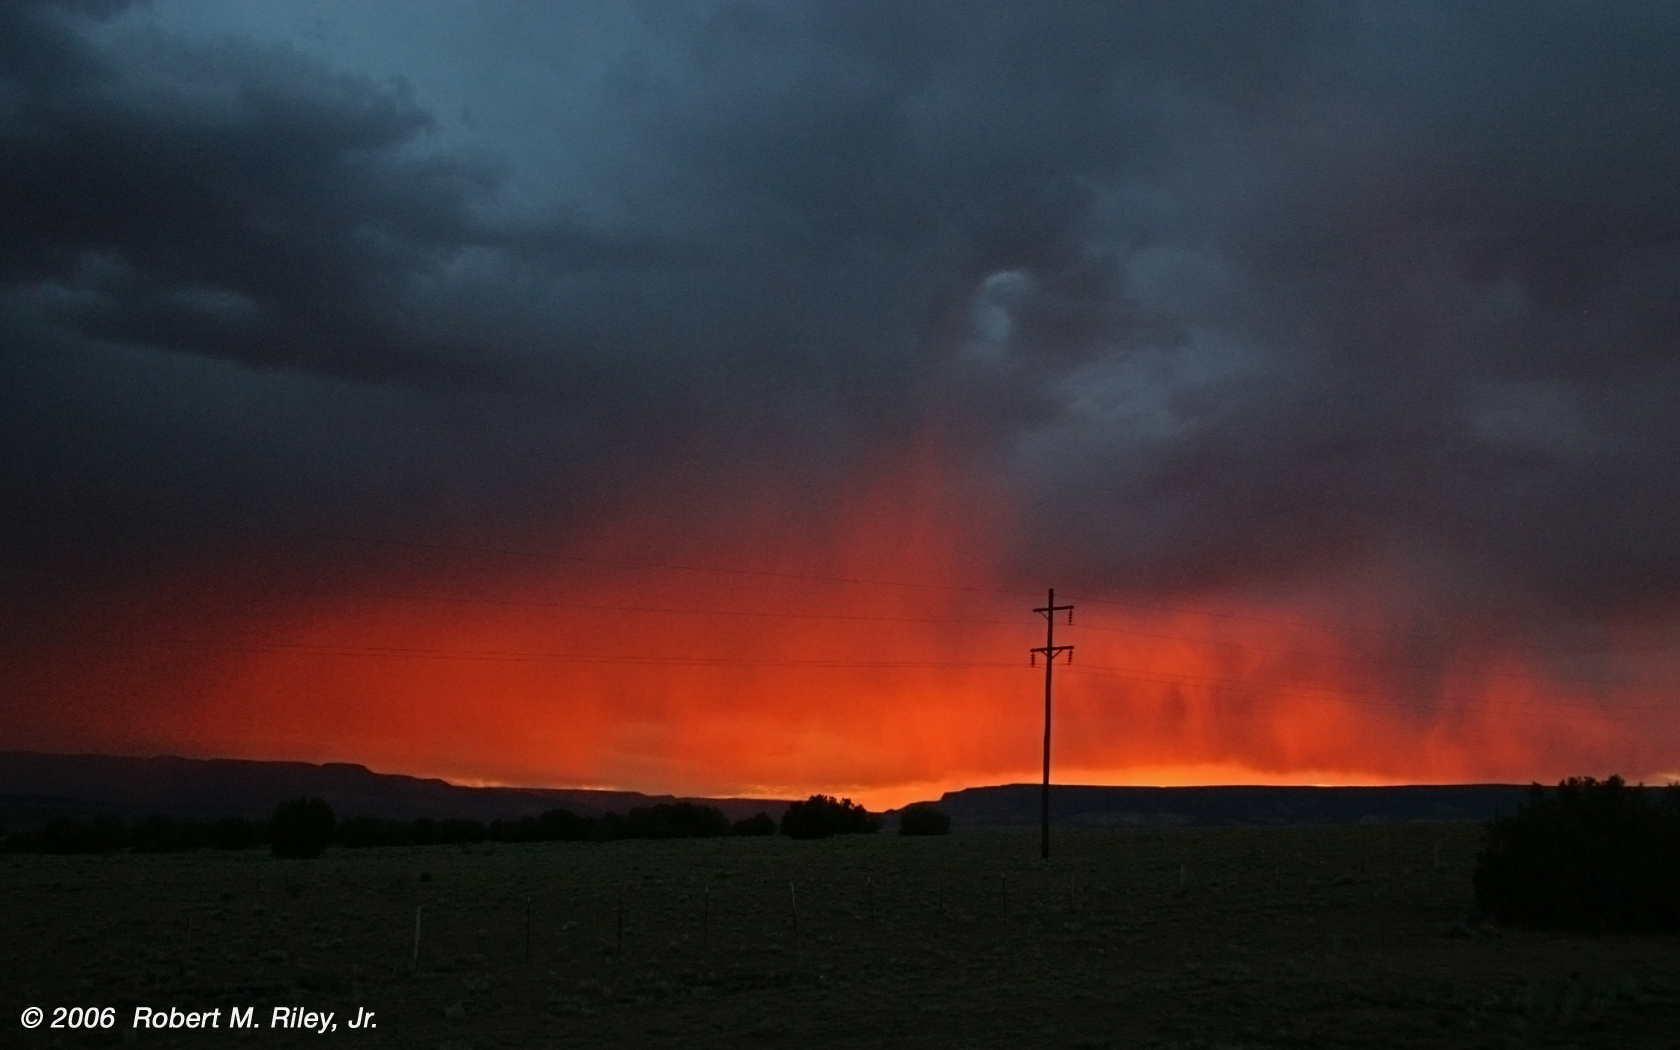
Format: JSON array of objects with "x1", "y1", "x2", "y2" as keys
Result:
[{"x1": 3, "y1": 0, "x2": 1679, "y2": 808}]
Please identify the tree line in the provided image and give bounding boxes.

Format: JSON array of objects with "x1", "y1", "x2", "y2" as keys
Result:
[
  {"x1": 1, "y1": 793, "x2": 950, "y2": 856},
  {"x1": 1475, "y1": 775, "x2": 1680, "y2": 932}
]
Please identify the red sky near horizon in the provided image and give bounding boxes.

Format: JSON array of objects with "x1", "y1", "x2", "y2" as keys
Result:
[
  {"x1": 6, "y1": 455, "x2": 1677, "y2": 812},
  {"x1": 10, "y1": 3, "x2": 1680, "y2": 815}
]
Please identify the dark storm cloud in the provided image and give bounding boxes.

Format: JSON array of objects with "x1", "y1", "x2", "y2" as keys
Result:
[
  {"x1": 982, "y1": 3, "x2": 1680, "y2": 615},
  {"x1": 2, "y1": 0, "x2": 590, "y2": 386},
  {"x1": 4, "y1": 0, "x2": 1680, "y2": 624}
]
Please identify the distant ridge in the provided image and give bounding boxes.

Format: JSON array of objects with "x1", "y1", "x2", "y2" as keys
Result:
[
  {"x1": 0, "y1": 751, "x2": 790, "y2": 828},
  {"x1": 929, "y1": 783, "x2": 1533, "y2": 828},
  {"x1": 0, "y1": 752, "x2": 1539, "y2": 832}
]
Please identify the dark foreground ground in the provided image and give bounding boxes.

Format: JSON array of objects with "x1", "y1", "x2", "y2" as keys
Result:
[{"x1": 6, "y1": 824, "x2": 1679, "y2": 1049}]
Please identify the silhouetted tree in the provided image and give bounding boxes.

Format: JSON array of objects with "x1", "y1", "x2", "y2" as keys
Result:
[
  {"x1": 271, "y1": 797, "x2": 336, "y2": 859},
  {"x1": 537, "y1": 807, "x2": 595, "y2": 841},
  {"x1": 130, "y1": 815, "x2": 197, "y2": 852},
  {"x1": 292, "y1": 801, "x2": 812, "y2": 849},
  {"x1": 780, "y1": 795, "x2": 882, "y2": 839},
  {"x1": 1474, "y1": 776, "x2": 1680, "y2": 931},
  {"x1": 613, "y1": 802, "x2": 730, "y2": 839},
  {"x1": 336, "y1": 816, "x2": 413, "y2": 848},
  {"x1": 898, "y1": 803, "x2": 952, "y2": 835},
  {"x1": 406, "y1": 818, "x2": 486, "y2": 845},
  {"x1": 732, "y1": 812, "x2": 776, "y2": 836},
  {"x1": 488, "y1": 816, "x2": 539, "y2": 842},
  {"x1": 209, "y1": 816, "x2": 264, "y2": 850},
  {"x1": 35, "y1": 816, "x2": 125, "y2": 854}
]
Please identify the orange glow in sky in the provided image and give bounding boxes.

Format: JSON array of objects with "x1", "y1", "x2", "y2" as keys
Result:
[{"x1": 7, "y1": 453, "x2": 1678, "y2": 810}]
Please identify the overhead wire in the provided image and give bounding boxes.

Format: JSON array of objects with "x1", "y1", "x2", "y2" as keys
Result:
[
  {"x1": 231, "y1": 520, "x2": 1679, "y2": 658},
  {"x1": 40, "y1": 511, "x2": 1680, "y2": 717},
  {"x1": 70, "y1": 637, "x2": 1672, "y2": 721},
  {"x1": 90, "y1": 638, "x2": 1028, "y2": 670},
  {"x1": 187, "y1": 520, "x2": 1045, "y2": 599},
  {"x1": 1062, "y1": 590, "x2": 1680, "y2": 657},
  {"x1": 1062, "y1": 665, "x2": 1664, "y2": 721},
  {"x1": 1060, "y1": 621, "x2": 1663, "y2": 690},
  {"x1": 306, "y1": 591, "x2": 1038, "y2": 628},
  {"x1": 62, "y1": 510, "x2": 1679, "y2": 657},
  {"x1": 174, "y1": 585, "x2": 1672, "y2": 694}
]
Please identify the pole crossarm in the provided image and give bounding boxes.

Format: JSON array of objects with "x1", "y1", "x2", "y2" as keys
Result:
[
  {"x1": 1032, "y1": 588, "x2": 1073, "y2": 860},
  {"x1": 1030, "y1": 644, "x2": 1073, "y2": 665}
]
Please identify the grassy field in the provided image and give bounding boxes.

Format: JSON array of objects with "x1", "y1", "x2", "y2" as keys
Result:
[{"x1": 6, "y1": 823, "x2": 1680, "y2": 1048}]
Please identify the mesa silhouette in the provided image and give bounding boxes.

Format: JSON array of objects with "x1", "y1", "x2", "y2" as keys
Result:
[
  {"x1": 2, "y1": 751, "x2": 1530, "y2": 834},
  {"x1": 0, "y1": 751, "x2": 790, "y2": 828}
]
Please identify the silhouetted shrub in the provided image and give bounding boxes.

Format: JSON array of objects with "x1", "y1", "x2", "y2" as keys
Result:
[
  {"x1": 36, "y1": 816, "x2": 126, "y2": 854},
  {"x1": 130, "y1": 815, "x2": 199, "y2": 852},
  {"x1": 407, "y1": 817, "x2": 486, "y2": 845},
  {"x1": 620, "y1": 802, "x2": 731, "y2": 839},
  {"x1": 271, "y1": 798, "x2": 336, "y2": 859},
  {"x1": 336, "y1": 816, "x2": 413, "y2": 848},
  {"x1": 1474, "y1": 776, "x2": 1680, "y2": 932},
  {"x1": 591, "y1": 803, "x2": 727, "y2": 840},
  {"x1": 487, "y1": 816, "x2": 539, "y2": 843},
  {"x1": 732, "y1": 812, "x2": 776, "y2": 836},
  {"x1": 3, "y1": 814, "x2": 267, "y2": 853},
  {"x1": 898, "y1": 803, "x2": 952, "y2": 836},
  {"x1": 537, "y1": 807, "x2": 595, "y2": 841},
  {"x1": 441, "y1": 818, "x2": 486, "y2": 843},
  {"x1": 488, "y1": 812, "x2": 592, "y2": 842},
  {"x1": 780, "y1": 795, "x2": 882, "y2": 839},
  {"x1": 127, "y1": 816, "x2": 262, "y2": 851},
  {"x1": 290, "y1": 802, "x2": 778, "y2": 850},
  {"x1": 209, "y1": 816, "x2": 264, "y2": 850}
]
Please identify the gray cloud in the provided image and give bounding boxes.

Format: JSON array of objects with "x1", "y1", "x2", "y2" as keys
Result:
[{"x1": 4, "y1": 0, "x2": 1680, "y2": 635}]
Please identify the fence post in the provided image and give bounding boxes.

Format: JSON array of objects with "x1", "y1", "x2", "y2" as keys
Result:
[{"x1": 412, "y1": 905, "x2": 423, "y2": 969}]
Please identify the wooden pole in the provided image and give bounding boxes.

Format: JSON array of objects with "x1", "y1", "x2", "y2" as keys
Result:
[
  {"x1": 1042, "y1": 626, "x2": 1054, "y2": 861},
  {"x1": 1031, "y1": 589, "x2": 1073, "y2": 860}
]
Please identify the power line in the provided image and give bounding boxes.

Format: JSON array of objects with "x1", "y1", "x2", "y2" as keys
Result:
[
  {"x1": 1062, "y1": 622, "x2": 1664, "y2": 690},
  {"x1": 1068, "y1": 660, "x2": 1671, "y2": 710},
  {"x1": 191, "y1": 520, "x2": 1043, "y2": 599},
  {"x1": 289, "y1": 591, "x2": 1039, "y2": 628},
  {"x1": 68, "y1": 630, "x2": 1677, "y2": 714},
  {"x1": 256, "y1": 525, "x2": 1680, "y2": 659},
  {"x1": 1030, "y1": 588, "x2": 1073, "y2": 860},
  {"x1": 1062, "y1": 591, "x2": 1676, "y2": 657},
  {"x1": 63, "y1": 635, "x2": 1674, "y2": 720},
  {"x1": 1061, "y1": 665, "x2": 1667, "y2": 720},
  {"x1": 58, "y1": 510, "x2": 1680, "y2": 660},
  {"x1": 85, "y1": 639, "x2": 1028, "y2": 670},
  {"x1": 128, "y1": 581, "x2": 1674, "y2": 694},
  {"x1": 165, "y1": 582, "x2": 1680, "y2": 694}
]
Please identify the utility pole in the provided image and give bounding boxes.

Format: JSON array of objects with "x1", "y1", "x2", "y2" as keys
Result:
[{"x1": 1031, "y1": 588, "x2": 1073, "y2": 860}]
